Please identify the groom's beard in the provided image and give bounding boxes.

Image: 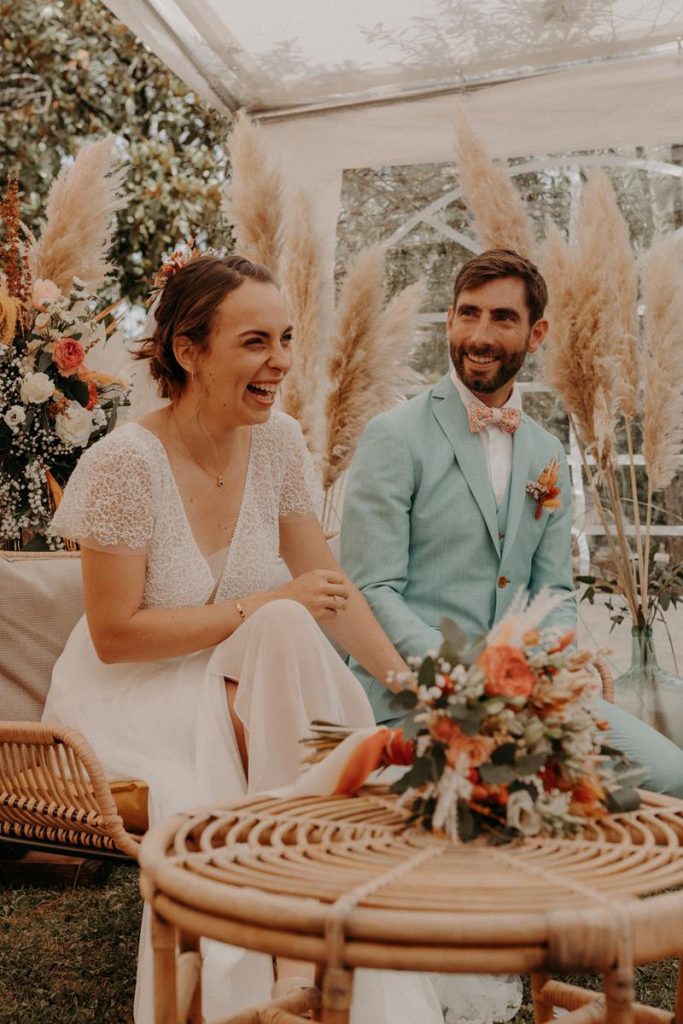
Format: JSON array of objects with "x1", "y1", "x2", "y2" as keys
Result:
[{"x1": 449, "y1": 339, "x2": 529, "y2": 396}]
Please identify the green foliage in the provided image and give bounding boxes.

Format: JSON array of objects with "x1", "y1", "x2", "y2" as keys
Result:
[
  {"x1": 577, "y1": 560, "x2": 683, "y2": 630},
  {"x1": 0, "y1": 0, "x2": 233, "y2": 304}
]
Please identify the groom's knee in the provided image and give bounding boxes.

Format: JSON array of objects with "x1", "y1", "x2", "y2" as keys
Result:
[{"x1": 595, "y1": 698, "x2": 683, "y2": 799}]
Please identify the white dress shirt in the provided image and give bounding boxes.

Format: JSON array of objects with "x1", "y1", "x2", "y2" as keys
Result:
[{"x1": 450, "y1": 369, "x2": 522, "y2": 506}]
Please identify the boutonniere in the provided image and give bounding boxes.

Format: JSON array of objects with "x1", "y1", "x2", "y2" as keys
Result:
[{"x1": 526, "y1": 459, "x2": 561, "y2": 520}]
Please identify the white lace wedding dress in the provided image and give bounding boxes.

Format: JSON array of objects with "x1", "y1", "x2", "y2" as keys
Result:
[{"x1": 42, "y1": 412, "x2": 521, "y2": 1024}]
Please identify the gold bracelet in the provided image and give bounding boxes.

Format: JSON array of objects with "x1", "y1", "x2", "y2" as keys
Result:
[{"x1": 234, "y1": 597, "x2": 247, "y2": 624}]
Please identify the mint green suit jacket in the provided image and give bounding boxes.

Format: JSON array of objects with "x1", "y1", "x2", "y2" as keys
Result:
[{"x1": 341, "y1": 374, "x2": 576, "y2": 723}]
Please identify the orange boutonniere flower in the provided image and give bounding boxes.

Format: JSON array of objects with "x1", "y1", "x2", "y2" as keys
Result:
[{"x1": 526, "y1": 458, "x2": 561, "y2": 520}]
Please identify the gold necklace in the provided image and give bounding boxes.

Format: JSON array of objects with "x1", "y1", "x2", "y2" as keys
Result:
[{"x1": 171, "y1": 411, "x2": 231, "y2": 488}]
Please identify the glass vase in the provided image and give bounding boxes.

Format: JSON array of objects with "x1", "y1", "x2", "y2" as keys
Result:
[{"x1": 614, "y1": 625, "x2": 683, "y2": 748}]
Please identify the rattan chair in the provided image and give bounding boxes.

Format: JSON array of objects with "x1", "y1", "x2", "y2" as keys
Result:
[
  {"x1": 0, "y1": 550, "x2": 143, "y2": 860},
  {"x1": 0, "y1": 721, "x2": 141, "y2": 859}
]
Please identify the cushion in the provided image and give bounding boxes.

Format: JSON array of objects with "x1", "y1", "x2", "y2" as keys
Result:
[
  {"x1": 108, "y1": 778, "x2": 149, "y2": 835},
  {"x1": 0, "y1": 552, "x2": 84, "y2": 721}
]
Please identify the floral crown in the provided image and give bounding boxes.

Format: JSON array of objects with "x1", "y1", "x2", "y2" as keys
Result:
[{"x1": 147, "y1": 240, "x2": 226, "y2": 306}]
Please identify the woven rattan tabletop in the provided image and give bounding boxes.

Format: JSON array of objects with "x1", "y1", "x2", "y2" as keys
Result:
[{"x1": 139, "y1": 790, "x2": 683, "y2": 975}]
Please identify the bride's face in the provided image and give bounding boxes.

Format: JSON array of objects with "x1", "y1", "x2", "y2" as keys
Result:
[{"x1": 194, "y1": 279, "x2": 293, "y2": 426}]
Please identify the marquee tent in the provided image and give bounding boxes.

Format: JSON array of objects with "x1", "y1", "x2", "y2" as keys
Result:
[{"x1": 103, "y1": 1, "x2": 683, "y2": 268}]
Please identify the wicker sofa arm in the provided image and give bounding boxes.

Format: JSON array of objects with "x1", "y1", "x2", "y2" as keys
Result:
[{"x1": 0, "y1": 721, "x2": 140, "y2": 859}]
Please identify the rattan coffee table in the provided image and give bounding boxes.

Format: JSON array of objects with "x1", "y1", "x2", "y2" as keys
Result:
[{"x1": 139, "y1": 789, "x2": 683, "y2": 1024}]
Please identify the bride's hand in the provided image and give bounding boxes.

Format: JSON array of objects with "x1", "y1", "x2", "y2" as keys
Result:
[{"x1": 273, "y1": 570, "x2": 349, "y2": 622}]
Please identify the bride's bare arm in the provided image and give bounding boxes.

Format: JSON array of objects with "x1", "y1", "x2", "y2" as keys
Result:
[
  {"x1": 82, "y1": 545, "x2": 354, "y2": 664},
  {"x1": 279, "y1": 516, "x2": 410, "y2": 691},
  {"x1": 81, "y1": 547, "x2": 273, "y2": 663}
]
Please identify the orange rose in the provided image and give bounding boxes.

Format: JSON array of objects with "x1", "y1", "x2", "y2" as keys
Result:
[
  {"x1": 53, "y1": 337, "x2": 85, "y2": 376},
  {"x1": 480, "y1": 645, "x2": 536, "y2": 699},
  {"x1": 430, "y1": 717, "x2": 494, "y2": 768}
]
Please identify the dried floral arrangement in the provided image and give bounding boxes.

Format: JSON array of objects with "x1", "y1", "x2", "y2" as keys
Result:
[
  {"x1": 451, "y1": 102, "x2": 683, "y2": 634},
  {"x1": 223, "y1": 112, "x2": 424, "y2": 532},
  {"x1": 304, "y1": 593, "x2": 641, "y2": 844},
  {"x1": 0, "y1": 138, "x2": 130, "y2": 549}
]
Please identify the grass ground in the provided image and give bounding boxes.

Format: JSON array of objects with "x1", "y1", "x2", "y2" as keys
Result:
[{"x1": 0, "y1": 866, "x2": 678, "y2": 1023}]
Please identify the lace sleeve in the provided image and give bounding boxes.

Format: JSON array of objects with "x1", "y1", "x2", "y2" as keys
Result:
[
  {"x1": 279, "y1": 415, "x2": 323, "y2": 520},
  {"x1": 48, "y1": 431, "x2": 156, "y2": 551}
]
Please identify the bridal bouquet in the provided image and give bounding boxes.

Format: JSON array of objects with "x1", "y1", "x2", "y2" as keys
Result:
[
  {"x1": 304, "y1": 593, "x2": 641, "y2": 843},
  {"x1": 0, "y1": 141, "x2": 130, "y2": 549}
]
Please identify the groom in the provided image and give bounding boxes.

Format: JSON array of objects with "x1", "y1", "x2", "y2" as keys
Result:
[{"x1": 341, "y1": 248, "x2": 683, "y2": 796}]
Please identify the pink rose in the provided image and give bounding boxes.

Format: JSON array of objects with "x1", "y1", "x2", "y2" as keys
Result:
[
  {"x1": 53, "y1": 337, "x2": 85, "y2": 376},
  {"x1": 480, "y1": 645, "x2": 535, "y2": 700}
]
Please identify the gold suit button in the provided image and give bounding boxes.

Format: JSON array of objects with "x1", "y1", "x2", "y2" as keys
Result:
[{"x1": 497, "y1": 575, "x2": 509, "y2": 589}]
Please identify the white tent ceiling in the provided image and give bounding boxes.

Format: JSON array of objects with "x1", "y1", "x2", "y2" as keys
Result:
[
  {"x1": 103, "y1": 1, "x2": 683, "y2": 300},
  {"x1": 103, "y1": 1, "x2": 683, "y2": 116}
]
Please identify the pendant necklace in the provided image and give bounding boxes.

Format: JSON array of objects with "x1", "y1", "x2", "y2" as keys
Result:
[{"x1": 171, "y1": 411, "x2": 231, "y2": 488}]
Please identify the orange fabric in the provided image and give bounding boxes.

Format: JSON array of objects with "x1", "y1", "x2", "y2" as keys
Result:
[{"x1": 333, "y1": 727, "x2": 390, "y2": 795}]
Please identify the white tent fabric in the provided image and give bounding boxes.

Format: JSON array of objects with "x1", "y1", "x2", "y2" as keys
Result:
[
  {"x1": 258, "y1": 53, "x2": 683, "y2": 286},
  {"x1": 102, "y1": 2, "x2": 683, "y2": 282},
  {"x1": 104, "y1": 1, "x2": 683, "y2": 113}
]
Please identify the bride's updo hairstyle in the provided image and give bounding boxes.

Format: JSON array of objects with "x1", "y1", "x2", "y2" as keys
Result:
[{"x1": 137, "y1": 253, "x2": 274, "y2": 401}]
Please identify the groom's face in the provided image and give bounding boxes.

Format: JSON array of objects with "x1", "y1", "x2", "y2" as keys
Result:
[{"x1": 447, "y1": 276, "x2": 548, "y2": 406}]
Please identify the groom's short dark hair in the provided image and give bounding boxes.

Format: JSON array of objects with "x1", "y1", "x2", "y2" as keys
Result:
[{"x1": 453, "y1": 249, "x2": 548, "y2": 325}]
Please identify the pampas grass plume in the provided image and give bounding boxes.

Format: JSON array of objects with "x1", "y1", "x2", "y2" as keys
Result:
[
  {"x1": 641, "y1": 235, "x2": 683, "y2": 492},
  {"x1": 279, "y1": 190, "x2": 324, "y2": 448},
  {"x1": 30, "y1": 136, "x2": 126, "y2": 294},
  {"x1": 453, "y1": 100, "x2": 534, "y2": 258},
  {"x1": 322, "y1": 244, "x2": 386, "y2": 490},
  {"x1": 223, "y1": 111, "x2": 283, "y2": 273}
]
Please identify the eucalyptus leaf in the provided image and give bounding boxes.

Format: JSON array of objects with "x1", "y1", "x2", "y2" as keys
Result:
[
  {"x1": 606, "y1": 787, "x2": 642, "y2": 814},
  {"x1": 418, "y1": 656, "x2": 435, "y2": 690},
  {"x1": 457, "y1": 802, "x2": 480, "y2": 842},
  {"x1": 491, "y1": 742, "x2": 517, "y2": 766},
  {"x1": 438, "y1": 640, "x2": 462, "y2": 666},
  {"x1": 389, "y1": 689, "x2": 418, "y2": 711},
  {"x1": 479, "y1": 763, "x2": 516, "y2": 784},
  {"x1": 440, "y1": 616, "x2": 467, "y2": 651},
  {"x1": 513, "y1": 752, "x2": 547, "y2": 775}
]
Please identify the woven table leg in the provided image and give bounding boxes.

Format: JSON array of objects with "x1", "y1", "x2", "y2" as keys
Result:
[
  {"x1": 152, "y1": 910, "x2": 178, "y2": 1024},
  {"x1": 177, "y1": 932, "x2": 202, "y2": 1024},
  {"x1": 604, "y1": 965, "x2": 635, "y2": 1024},
  {"x1": 532, "y1": 971, "x2": 555, "y2": 1023},
  {"x1": 321, "y1": 966, "x2": 353, "y2": 1024}
]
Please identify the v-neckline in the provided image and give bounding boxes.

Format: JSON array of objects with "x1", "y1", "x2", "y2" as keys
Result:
[{"x1": 130, "y1": 422, "x2": 255, "y2": 590}]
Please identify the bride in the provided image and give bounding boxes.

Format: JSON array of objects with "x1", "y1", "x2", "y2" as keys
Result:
[{"x1": 43, "y1": 251, "x2": 521, "y2": 1024}]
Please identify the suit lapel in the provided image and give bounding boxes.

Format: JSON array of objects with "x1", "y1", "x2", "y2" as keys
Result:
[
  {"x1": 430, "y1": 376, "x2": 501, "y2": 556},
  {"x1": 502, "y1": 416, "x2": 534, "y2": 561}
]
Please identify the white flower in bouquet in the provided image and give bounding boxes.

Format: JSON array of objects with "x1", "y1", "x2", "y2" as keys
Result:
[
  {"x1": 3, "y1": 405, "x2": 26, "y2": 432},
  {"x1": 91, "y1": 406, "x2": 107, "y2": 429},
  {"x1": 506, "y1": 790, "x2": 542, "y2": 836},
  {"x1": 55, "y1": 401, "x2": 94, "y2": 447},
  {"x1": 20, "y1": 371, "x2": 55, "y2": 403}
]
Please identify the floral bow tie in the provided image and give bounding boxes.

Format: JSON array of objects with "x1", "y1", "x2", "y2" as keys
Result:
[{"x1": 468, "y1": 403, "x2": 521, "y2": 434}]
